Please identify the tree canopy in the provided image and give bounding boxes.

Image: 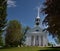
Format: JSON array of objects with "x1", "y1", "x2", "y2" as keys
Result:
[
  {"x1": 0, "y1": 0, "x2": 7, "y2": 46},
  {"x1": 5, "y1": 20, "x2": 22, "y2": 47},
  {"x1": 42, "y1": 0, "x2": 60, "y2": 43}
]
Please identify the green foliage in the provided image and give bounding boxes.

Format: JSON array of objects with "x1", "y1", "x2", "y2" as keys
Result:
[
  {"x1": 42, "y1": 0, "x2": 60, "y2": 43},
  {"x1": 24, "y1": 26, "x2": 30, "y2": 34},
  {"x1": 19, "y1": 26, "x2": 30, "y2": 46},
  {"x1": 0, "y1": 35, "x2": 3, "y2": 46},
  {"x1": 5, "y1": 20, "x2": 22, "y2": 47},
  {"x1": 0, "y1": 0, "x2": 7, "y2": 46},
  {"x1": 48, "y1": 42, "x2": 53, "y2": 46}
]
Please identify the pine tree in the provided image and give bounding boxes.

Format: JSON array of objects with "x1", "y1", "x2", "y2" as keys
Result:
[{"x1": 0, "y1": 0, "x2": 7, "y2": 46}]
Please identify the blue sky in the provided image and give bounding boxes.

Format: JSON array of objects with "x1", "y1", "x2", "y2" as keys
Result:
[
  {"x1": 7, "y1": 0, "x2": 45, "y2": 27},
  {"x1": 7, "y1": 0, "x2": 56, "y2": 45}
]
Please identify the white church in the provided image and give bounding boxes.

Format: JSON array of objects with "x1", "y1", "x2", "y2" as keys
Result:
[{"x1": 25, "y1": 8, "x2": 48, "y2": 46}]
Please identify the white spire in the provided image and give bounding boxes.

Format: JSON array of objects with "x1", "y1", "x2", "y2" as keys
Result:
[
  {"x1": 34, "y1": 7, "x2": 40, "y2": 27},
  {"x1": 37, "y1": 7, "x2": 40, "y2": 18}
]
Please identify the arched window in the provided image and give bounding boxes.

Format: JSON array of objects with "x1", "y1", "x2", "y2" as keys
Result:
[
  {"x1": 36, "y1": 22, "x2": 39, "y2": 25},
  {"x1": 36, "y1": 29, "x2": 39, "y2": 32}
]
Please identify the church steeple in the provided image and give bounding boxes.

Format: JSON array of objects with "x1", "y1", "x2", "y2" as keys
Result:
[
  {"x1": 37, "y1": 7, "x2": 40, "y2": 18},
  {"x1": 35, "y1": 7, "x2": 40, "y2": 26}
]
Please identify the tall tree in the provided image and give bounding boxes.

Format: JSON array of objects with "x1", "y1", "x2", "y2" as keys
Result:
[
  {"x1": 42, "y1": 0, "x2": 60, "y2": 43},
  {"x1": 0, "y1": 0, "x2": 7, "y2": 46},
  {"x1": 5, "y1": 20, "x2": 22, "y2": 47}
]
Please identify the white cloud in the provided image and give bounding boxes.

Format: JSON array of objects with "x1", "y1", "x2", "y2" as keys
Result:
[{"x1": 7, "y1": 0, "x2": 16, "y2": 7}]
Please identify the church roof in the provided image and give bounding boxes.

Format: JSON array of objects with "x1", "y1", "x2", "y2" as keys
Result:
[{"x1": 26, "y1": 26, "x2": 46, "y2": 36}]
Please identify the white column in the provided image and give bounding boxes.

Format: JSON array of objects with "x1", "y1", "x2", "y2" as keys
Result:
[
  {"x1": 33, "y1": 36, "x2": 35, "y2": 46},
  {"x1": 39, "y1": 36, "x2": 41, "y2": 46},
  {"x1": 43, "y1": 35, "x2": 48, "y2": 46},
  {"x1": 45, "y1": 35, "x2": 48, "y2": 46}
]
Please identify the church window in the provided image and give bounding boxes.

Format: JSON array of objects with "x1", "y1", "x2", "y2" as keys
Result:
[
  {"x1": 36, "y1": 29, "x2": 39, "y2": 32},
  {"x1": 36, "y1": 22, "x2": 39, "y2": 25},
  {"x1": 36, "y1": 19, "x2": 39, "y2": 21},
  {"x1": 36, "y1": 19, "x2": 40, "y2": 21}
]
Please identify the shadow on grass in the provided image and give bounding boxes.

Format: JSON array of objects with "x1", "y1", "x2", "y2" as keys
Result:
[
  {"x1": 38, "y1": 47, "x2": 60, "y2": 51},
  {"x1": 0, "y1": 46, "x2": 17, "y2": 49}
]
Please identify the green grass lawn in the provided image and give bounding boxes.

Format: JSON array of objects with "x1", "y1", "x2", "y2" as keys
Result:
[{"x1": 0, "y1": 47, "x2": 60, "y2": 51}]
